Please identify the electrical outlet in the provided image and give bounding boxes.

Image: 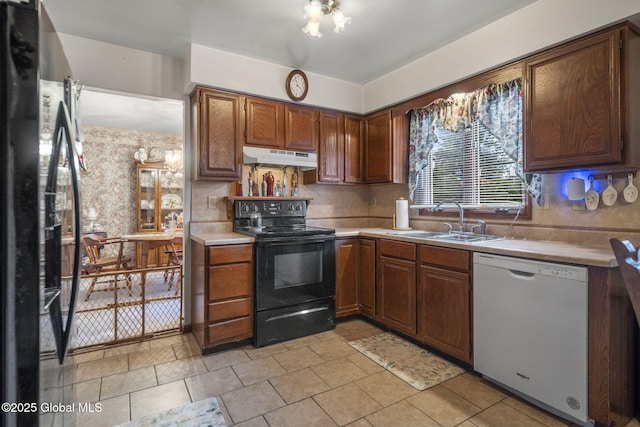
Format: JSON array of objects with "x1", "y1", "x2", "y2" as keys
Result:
[
  {"x1": 538, "y1": 193, "x2": 550, "y2": 210},
  {"x1": 370, "y1": 197, "x2": 377, "y2": 207},
  {"x1": 572, "y1": 200, "x2": 586, "y2": 211},
  {"x1": 207, "y1": 196, "x2": 217, "y2": 209}
]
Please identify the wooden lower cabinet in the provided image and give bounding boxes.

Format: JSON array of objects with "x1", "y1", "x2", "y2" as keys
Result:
[
  {"x1": 377, "y1": 239, "x2": 416, "y2": 335},
  {"x1": 417, "y1": 245, "x2": 472, "y2": 364},
  {"x1": 191, "y1": 241, "x2": 253, "y2": 351},
  {"x1": 336, "y1": 238, "x2": 359, "y2": 317},
  {"x1": 358, "y1": 238, "x2": 376, "y2": 318}
]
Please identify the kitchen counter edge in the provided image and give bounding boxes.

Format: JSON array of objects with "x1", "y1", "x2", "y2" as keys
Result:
[
  {"x1": 335, "y1": 228, "x2": 616, "y2": 268},
  {"x1": 190, "y1": 232, "x2": 254, "y2": 246},
  {"x1": 189, "y1": 228, "x2": 616, "y2": 268}
]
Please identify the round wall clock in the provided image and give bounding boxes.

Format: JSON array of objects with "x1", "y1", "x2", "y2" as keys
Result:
[{"x1": 286, "y1": 69, "x2": 308, "y2": 101}]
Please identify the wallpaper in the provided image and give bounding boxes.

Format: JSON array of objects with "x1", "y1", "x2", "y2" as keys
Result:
[{"x1": 80, "y1": 125, "x2": 183, "y2": 249}]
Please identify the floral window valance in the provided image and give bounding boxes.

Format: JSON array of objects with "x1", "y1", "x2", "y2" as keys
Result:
[{"x1": 408, "y1": 78, "x2": 542, "y2": 206}]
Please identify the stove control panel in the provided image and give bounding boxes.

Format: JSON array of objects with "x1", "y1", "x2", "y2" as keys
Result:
[{"x1": 235, "y1": 199, "x2": 306, "y2": 218}]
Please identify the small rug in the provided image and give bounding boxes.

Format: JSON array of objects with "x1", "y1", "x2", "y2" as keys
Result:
[
  {"x1": 116, "y1": 397, "x2": 226, "y2": 427},
  {"x1": 349, "y1": 332, "x2": 465, "y2": 391}
]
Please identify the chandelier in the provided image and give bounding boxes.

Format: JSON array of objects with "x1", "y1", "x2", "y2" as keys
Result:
[
  {"x1": 164, "y1": 150, "x2": 183, "y2": 171},
  {"x1": 302, "y1": 0, "x2": 351, "y2": 38}
]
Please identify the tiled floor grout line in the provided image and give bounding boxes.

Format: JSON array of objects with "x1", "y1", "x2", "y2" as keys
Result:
[{"x1": 61, "y1": 322, "x2": 587, "y2": 427}]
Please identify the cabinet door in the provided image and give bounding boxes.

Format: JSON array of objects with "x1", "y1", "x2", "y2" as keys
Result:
[
  {"x1": 418, "y1": 265, "x2": 471, "y2": 363},
  {"x1": 285, "y1": 104, "x2": 317, "y2": 152},
  {"x1": 192, "y1": 88, "x2": 244, "y2": 180},
  {"x1": 344, "y1": 114, "x2": 364, "y2": 183},
  {"x1": 138, "y1": 168, "x2": 158, "y2": 231},
  {"x1": 365, "y1": 110, "x2": 392, "y2": 183},
  {"x1": 377, "y1": 256, "x2": 416, "y2": 335},
  {"x1": 336, "y1": 238, "x2": 359, "y2": 317},
  {"x1": 246, "y1": 97, "x2": 284, "y2": 148},
  {"x1": 359, "y1": 239, "x2": 376, "y2": 318},
  {"x1": 318, "y1": 111, "x2": 344, "y2": 183},
  {"x1": 524, "y1": 30, "x2": 621, "y2": 171}
]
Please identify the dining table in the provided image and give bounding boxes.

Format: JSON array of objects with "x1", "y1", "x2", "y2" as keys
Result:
[{"x1": 121, "y1": 231, "x2": 183, "y2": 288}]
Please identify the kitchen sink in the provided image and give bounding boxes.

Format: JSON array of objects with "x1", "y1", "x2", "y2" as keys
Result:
[
  {"x1": 386, "y1": 230, "x2": 447, "y2": 238},
  {"x1": 428, "y1": 232, "x2": 506, "y2": 243},
  {"x1": 386, "y1": 230, "x2": 506, "y2": 243}
]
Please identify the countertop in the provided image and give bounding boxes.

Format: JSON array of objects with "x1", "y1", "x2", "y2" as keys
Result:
[{"x1": 190, "y1": 228, "x2": 617, "y2": 268}]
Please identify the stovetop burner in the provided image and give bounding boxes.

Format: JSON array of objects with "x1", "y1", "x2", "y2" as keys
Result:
[
  {"x1": 232, "y1": 199, "x2": 334, "y2": 239},
  {"x1": 234, "y1": 224, "x2": 335, "y2": 238}
]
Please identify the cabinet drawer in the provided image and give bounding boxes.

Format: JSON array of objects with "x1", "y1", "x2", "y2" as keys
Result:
[
  {"x1": 419, "y1": 245, "x2": 470, "y2": 271},
  {"x1": 209, "y1": 263, "x2": 252, "y2": 300},
  {"x1": 379, "y1": 239, "x2": 416, "y2": 261},
  {"x1": 209, "y1": 244, "x2": 252, "y2": 265},
  {"x1": 208, "y1": 297, "x2": 253, "y2": 323},
  {"x1": 207, "y1": 316, "x2": 253, "y2": 346}
]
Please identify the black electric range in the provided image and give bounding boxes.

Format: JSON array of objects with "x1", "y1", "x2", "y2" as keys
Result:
[{"x1": 232, "y1": 199, "x2": 336, "y2": 347}]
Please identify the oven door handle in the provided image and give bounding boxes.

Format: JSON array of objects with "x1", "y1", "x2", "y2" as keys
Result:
[{"x1": 256, "y1": 236, "x2": 335, "y2": 246}]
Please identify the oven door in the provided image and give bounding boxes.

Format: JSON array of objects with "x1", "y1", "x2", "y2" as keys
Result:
[{"x1": 255, "y1": 235, "x2": 336, "y2": 311}]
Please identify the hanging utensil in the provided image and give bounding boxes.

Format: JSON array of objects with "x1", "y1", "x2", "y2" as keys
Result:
[
  {"x1": 585, "y1": 177, "x2": 599, "y2": 211},
  {"x1": 623, "y1": 173, "x2": 638, "y2": 203},
  {"x1": 601, "y1": 175, "x2": 617, "y2": 207}
]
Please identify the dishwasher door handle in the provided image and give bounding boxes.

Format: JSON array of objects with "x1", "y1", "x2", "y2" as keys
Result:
[{"x1": 508, "y1": 269, "x2": 536, "y2": 279}]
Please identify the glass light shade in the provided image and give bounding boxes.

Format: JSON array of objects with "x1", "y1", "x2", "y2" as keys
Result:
[
  {"x1": 302, "y1": 20, "x2": 322, "y2": 37},
  {"x1": 332, "y1": 9, "x2": 351, "y2": 33},
  {"x1": 303, "y1": 0, "x2": 323, "y2": 20}
]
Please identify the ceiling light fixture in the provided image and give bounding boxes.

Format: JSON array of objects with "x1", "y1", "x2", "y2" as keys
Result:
[{"x1": 302, "y1": 0, "x2": 351, "y2": 38}]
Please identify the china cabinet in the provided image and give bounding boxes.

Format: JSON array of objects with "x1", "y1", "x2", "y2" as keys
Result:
[
  {"x1": 136, "y1": 160, "x2": 183, "y2": 266},
  {"x1": 137, "y1": 160, "x2": 184, "y2": 232}
]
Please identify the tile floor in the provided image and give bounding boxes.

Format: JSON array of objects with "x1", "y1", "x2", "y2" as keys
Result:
[{"x1": 50, "y1": 319, "x2": 638, "y2": 427}]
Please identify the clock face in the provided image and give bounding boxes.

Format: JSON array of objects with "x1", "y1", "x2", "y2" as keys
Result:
[
  {"x1": 290, "y1": 74, "x2": 305, "y2": 97},
  {"x1": 286, "y1": 70, "x2": 308, "y2": 101}
]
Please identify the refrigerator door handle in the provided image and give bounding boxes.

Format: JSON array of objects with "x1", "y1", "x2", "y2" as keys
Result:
[{"x1": 44, "y1": 100, "x2": 81, "y2": 363}]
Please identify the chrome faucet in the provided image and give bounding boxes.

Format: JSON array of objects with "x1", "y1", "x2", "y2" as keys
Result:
[
  {"x1": 433, "y1": 199, "x2": 464, "y2": 232},
  {"x1": 471, "y1": 220, "x2": 486, "y2": 235}
]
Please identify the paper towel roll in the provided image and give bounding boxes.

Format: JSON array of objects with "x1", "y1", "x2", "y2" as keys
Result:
[
  {"x1": 395, "y1": 198, "x2": 409, "y2": 229},
  {"x1": 567, "y1": 177, "x2": 585, "y2": 200}
]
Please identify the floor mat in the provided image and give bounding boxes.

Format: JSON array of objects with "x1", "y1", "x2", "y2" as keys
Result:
[
  {"x1": 349, "y1": 332, "x2": 465, "y2": 391},
  {"x1": 116, "y1": 397, "x2": 226, "y2": 427}
]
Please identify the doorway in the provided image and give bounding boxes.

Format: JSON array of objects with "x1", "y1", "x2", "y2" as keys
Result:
[{"x1": 72, "y1": 88, "x2": 185, "y2": 350}]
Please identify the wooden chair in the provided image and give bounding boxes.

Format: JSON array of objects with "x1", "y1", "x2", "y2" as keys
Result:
[
  {"x1": 609, "y1": 238, "x2": 640, "y2": 327},
  {"x1": 81, "y1": 234, "x2": 133, "y2": 301},
  {"x1": 163, "y1": 235, "x2": 183, "y2": 293}
]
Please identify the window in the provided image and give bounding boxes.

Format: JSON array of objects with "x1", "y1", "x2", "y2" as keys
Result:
[
  {"x1": 412, "y1": 120, "x2": 525, "y2": 209},
  {"x1": 408, "y1": 79, "x2": 541, "y2": 212}
]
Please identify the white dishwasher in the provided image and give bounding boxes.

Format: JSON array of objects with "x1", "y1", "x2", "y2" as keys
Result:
[{"x1": 473, "y1": 253, "x2": 589, "y2": 425}]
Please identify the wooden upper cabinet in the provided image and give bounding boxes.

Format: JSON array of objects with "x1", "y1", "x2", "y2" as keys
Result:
[
  {"x1": 284, "y1": 104, "x2": 317, "y2": 152},
  {"x1": 245, "y1": 97, "x2": 285, "y2": 148},
  {"x1": 344, "y1": 114, "x2": 364, "y2": 183},
  {"x1": 365, "y1": 109, "x2": 407, "y2": 183},
  {"x1": 191, "y1": 87, "x2": 244, "y2": 180},
  {"x1": 524, "y1": 24, "x2": 640, "y2": 172},
  {"x1": 365, "y1": 110, "x2": 391, "y2": 183},
  {"x1": 318, "y1": 111, "x2": 344, "y2": 183}
]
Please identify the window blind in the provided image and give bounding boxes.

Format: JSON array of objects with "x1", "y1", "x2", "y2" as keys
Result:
[{"x1": 413, "y1": 120, "x2": 525, "y2": 208}]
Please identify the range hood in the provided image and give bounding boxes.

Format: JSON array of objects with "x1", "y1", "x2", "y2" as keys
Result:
[{"x1": 243, "y1": 146, "x2": 317, "y2": 171}]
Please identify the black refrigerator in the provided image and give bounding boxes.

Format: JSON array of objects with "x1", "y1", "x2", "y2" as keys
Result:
[{"x1": 1, "y1": 1, "x2": 84, "y2": 426}]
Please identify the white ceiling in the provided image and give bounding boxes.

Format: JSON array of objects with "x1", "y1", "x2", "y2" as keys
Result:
[
  {"x1": 43, "y1": 0, "x2": 538, "y2": 135},
  {"x1": 43, "y1": 0, "x2": 535, "y2": 85},
  {"x1": 80, "y1": 89, "x2": 185, "y2": 135}
]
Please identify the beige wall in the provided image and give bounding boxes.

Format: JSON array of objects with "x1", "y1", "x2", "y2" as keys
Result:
[{"x1": 367, "y1": 174, "x2": 640, "y2": 247}]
